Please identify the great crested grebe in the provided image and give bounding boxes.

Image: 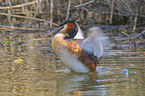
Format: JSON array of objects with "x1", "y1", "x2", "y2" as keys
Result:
[{"x1": 50, "y1": 19, "x2": 108, "y2": 73}]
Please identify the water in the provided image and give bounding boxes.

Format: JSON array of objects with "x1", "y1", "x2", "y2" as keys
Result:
[{"x1": 0, "y1": 31, "x2": 145, "y2": 96}]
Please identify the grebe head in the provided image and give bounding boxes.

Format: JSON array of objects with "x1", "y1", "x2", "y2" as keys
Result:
[{"x1": 50, "y1": 19, "x2": 78, "y2": 39}]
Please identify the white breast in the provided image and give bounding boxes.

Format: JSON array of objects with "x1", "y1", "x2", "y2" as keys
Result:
[{"x1": 59, "y1": 49, "x2": 89, "y2": 73}]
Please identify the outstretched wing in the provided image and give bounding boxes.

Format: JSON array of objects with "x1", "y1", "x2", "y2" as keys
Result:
[{"x1": 78, "y1": 27, "x2": 109, "y2": 58}]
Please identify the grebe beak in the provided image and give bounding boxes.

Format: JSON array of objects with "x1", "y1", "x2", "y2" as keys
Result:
[
  {"x1": 49, "y1": 26, "x2": 64, "y2": 35},
  {"x1": 49, "y1": 28, "x2": 60, "y2": 35}
]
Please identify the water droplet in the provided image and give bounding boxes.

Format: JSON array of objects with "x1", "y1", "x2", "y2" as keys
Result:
[
  {"x1": 121, "y1": 69, "x2": 129, "y2": 77},
  {"x1": 134, "y1": 72, "x2": 136, "y2": 74},
  {"x1": 121, "y1": 69, "x2": 129, "y2": 73},
  {"x1": 96, "y1": 80, "x2": 101, "y2": 82},
  {"x1": 130, "y1": 64, "x2": 134, "y2": 66}
]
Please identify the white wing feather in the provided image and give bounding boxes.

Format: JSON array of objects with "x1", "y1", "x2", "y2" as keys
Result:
[
  {"x1": 78, "y1": 27, "x2": 109, "y2": 58},
  {"x1": 74, "y1": 23, "x2": 84, "y2": 39}
]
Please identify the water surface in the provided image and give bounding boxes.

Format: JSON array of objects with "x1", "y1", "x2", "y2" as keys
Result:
[{"x1": 0, "y1": 31, "x2": 144, "y2": 96}]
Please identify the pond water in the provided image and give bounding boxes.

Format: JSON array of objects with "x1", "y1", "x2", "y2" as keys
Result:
[{"x1": 0, "y1": 31, "x2": 145, "y2": 96}]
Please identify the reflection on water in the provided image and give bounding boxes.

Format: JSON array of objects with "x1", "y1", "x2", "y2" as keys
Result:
[
  {"x1": 57, "y1": 73, "x2": 110, "y2": 96},
  {"x1": 0, "y1": 31, "x2": 145, "y2": 96}
]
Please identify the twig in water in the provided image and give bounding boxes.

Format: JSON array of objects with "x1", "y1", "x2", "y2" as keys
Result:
[
  {"x1": 133, "y1": 0, "x2": 143, "y2": 32},
  {"x1": 50, "y1": 0, "x2": 53, "y2": 28},
  {"x1": 0, "y1": 13, "x2": 58, "y2": 26},
  {"x1": 0, "y1": 0, "x2": 39, "y2": 9},
  {"x1": 30, "y1": 0, "x2": 43, "y2": 27},
  {"x1": 74, "y1": 0, "x2": 94, "y2": 8},
  {"x1": 109, "y1": 0, "x2": 114, "y2": 24},
  {"x1": 34, "y1": 0, "x2": 43, "y2": 18},
  {"x1": 123, "y1": 30, "x2": 145, "y2": 44},
  {"x1": 121, "y1": 31, "x2": 130, "y2": 38},
  {"x1": 6, "y1": 0, "x2": 12, "y2": 21},
  {"x1": 0, "y1": 24, "x2": 45, "y2": 31},
  {"x1": 66, "y1": 0, "x2": 71, "y2": 20}
]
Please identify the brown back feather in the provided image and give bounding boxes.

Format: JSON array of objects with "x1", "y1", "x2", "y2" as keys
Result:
[
  {"x1": 67, "y1": 40, "x2": 99, "y2": 72},
  {"x1": 77, "y1": 51, "x2": 99, "y2": 72}
]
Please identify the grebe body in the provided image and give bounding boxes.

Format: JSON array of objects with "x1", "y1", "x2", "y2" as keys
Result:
[
  {"x1": 52, "y1": 33, "x2": 89, "y2": 73},
  {"x1": 50, "y1": 19, "x2": 108, "y2": 73}
]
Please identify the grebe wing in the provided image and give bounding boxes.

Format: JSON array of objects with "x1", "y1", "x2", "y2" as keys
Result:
[{"x1": 78, "y1": 27, "x2": 109, "y2": 58}]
